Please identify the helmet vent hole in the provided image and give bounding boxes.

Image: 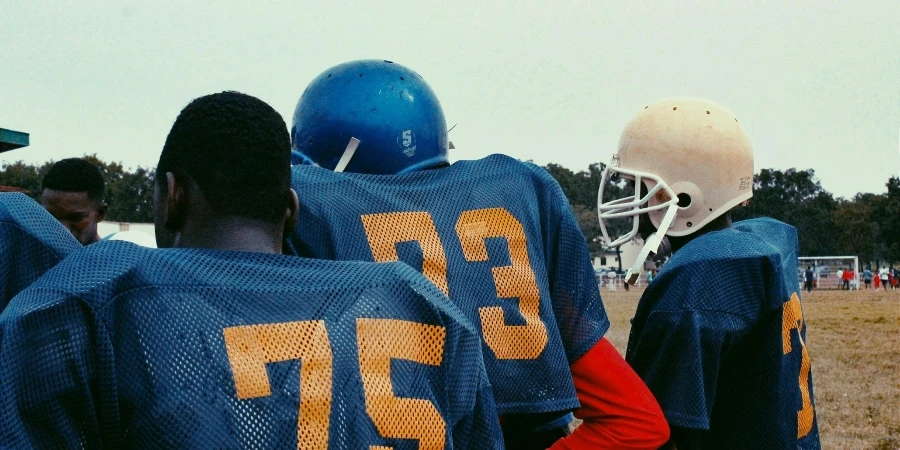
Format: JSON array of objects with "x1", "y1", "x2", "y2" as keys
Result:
[
  {"x1": 676, "y1": 193, "x2": 692, "y2": 208},
  {"x1": 358, "y1": 73, "x2": 363, "y2": 77},
  {"x1": 400, "y1": 76, "x2": 405, "y2": 80},
  {"x1": 384, "y1": 60, "x2": 393, "y2": 64},
  {"x1": 687, "y1": 221, "x2": 693, "y2": 227},
  {"x1": 706, "y1": 111, "x2": 710, "y2": 114},
  {"x1": 672, "y1": 107, "x2": 677, "y2": 110},
  {"x1": 327, "y1": 73, "x2": 332, "y2": 78},
  {"x1": 644, "y1": 106, "x2": 648, "y2": 109},
  {"x1": 735, "y1": 118, "x2": 739, "y2": 122}
]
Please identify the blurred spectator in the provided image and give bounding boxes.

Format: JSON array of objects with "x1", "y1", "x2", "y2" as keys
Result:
[
  {"x1": 842, "y1": 268, "x2": 853, "y2": 290},
  {"x1": 804, "y1": 266, "x2": 814, "y2": 293}
]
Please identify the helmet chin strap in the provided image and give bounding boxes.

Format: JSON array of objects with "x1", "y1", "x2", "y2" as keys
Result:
[
  {"x1": 333, "y1": 137, "x2": 361, "y2": 173},
  {"x1": 625, "y1": 204, "x2": 679, "y2": 285}
]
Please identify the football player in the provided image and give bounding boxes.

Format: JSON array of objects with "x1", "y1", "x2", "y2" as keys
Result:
[
  {"x1": 285, "y1": 60, "x2": 670, "y2": 449},
  {"x1": 598, "y1": 98, "x2": 821, "y2": 449},
  {"x1": 40, "y1": 158, "x2": 109, "y2": 245},
  {"x1": 0, "y1": 192, "x2": 80, "y2": 310},
  {"x1": 0, "y1": 91, "x2": 501, "y2": 448}
]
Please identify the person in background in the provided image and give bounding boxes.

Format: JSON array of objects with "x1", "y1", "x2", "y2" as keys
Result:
[
  {"x1": 863, "y1": 267, "x2": 872, "y2": 289},
  {"x1": 836, "y1": 268, "x2": 844, "y2": 290},
  {"x1": 40, "y1": 158, "x2": 108, "y2": 245},
  {"x1": 805, "y1": 266, "x2": 815, "y2": 293},
  {"x1": 879, "y1": 267, "x2": 889, "y2": 291}
]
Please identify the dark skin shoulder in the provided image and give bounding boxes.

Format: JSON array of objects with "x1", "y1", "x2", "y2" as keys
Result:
[{"x1": 153, "y1": 172, "x2": 298, "y2": 253}]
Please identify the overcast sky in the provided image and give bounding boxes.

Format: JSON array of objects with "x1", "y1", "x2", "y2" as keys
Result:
[{"x1": 2, "y1": 0, "x2": 898, "y2": 198}]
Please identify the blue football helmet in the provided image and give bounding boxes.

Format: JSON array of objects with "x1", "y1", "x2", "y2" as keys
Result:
[{"x1": 291, "y1": 60, "x2": 449, "y2": 174}]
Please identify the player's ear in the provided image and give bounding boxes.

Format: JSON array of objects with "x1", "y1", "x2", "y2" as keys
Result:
[
  {"x1": 164, "y1": 172, "x2": 186, "y2": 232},
  {"x1": 283, "y1": 188, "x2": 299, "y2": 237},
  {"x1": 96, "y1": 202, "x2": 109, "y2": 222}
]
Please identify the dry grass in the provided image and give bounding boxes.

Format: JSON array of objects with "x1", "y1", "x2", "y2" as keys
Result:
[{"x1": 600, "y1": 287, "x2": 900, "y2": 449}]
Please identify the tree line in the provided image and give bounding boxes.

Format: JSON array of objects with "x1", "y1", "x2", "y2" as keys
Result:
[{"x1": 2, "y1": 156, "x2": 898, "y2": 266}]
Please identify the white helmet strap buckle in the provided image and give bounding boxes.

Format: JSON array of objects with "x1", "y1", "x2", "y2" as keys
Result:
[
  {"x1": 625, "y1": 204, "x2": 678, "y2": 285},
  {"x1": 333, "y1": 137, "x2": 361, "y2": 173}
]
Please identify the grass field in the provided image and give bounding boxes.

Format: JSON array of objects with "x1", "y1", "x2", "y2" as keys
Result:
[{"x1": 600, "y1": 287, "x2": 900, "y2": 449}]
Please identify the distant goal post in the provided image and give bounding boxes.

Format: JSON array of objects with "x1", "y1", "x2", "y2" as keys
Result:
[{"x1": 798, "y1": 256, "x2": 859, "y2": 290}]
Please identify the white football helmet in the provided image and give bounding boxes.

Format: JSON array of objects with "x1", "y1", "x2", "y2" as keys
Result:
[{"x1": 598, "y1": 97, "x2": 754, "y2": 282}]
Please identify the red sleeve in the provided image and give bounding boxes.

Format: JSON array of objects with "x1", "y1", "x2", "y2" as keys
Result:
[{"x1": 549, "y1": 337, "x2": 670, "y2": 450}]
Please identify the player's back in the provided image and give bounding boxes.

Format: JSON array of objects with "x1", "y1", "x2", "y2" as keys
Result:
[
  {"x1": 0, "y1": 192, "x2": 81, "y2": 310},
  {"x1": 286, "y1": 154, "x2": 609, "y2": 416},
  {"x1": 626, "y1": 217, "x2": 820, "y2": 449},
  {"x1": 0, "y1": 242, "x2": 499, "y2": 449}
]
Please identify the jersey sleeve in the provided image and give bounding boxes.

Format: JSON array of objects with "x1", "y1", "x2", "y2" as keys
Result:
[
  {"x1": 0, "y1": 289, "x2": 113, "y2": 448},
  {"x1": 535, "y1": 168, "x2": 610, "y2": 362},
  {"x1": 450, "y1": 371, "x2": 505, "y2": 449},
  {"x1": 550, "y1": 338, "x2": 669, "y2": 450},
  {"x1": 0, "y1": 194, "x2": 81, "y2": 310},
  {"x1": 626, "y1": 308, "x2": 751, "y2": 431}
]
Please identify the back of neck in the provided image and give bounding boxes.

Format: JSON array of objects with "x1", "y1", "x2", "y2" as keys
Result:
[
  {"x1": 174, "y1": 215, "x2": 283, "y2": 254},
  {"x1": 669, "y1": 213, "x2": 733, "y2": 253}
]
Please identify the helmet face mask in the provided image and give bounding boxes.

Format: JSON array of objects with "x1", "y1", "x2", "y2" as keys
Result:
[
  {"x1": 597, "y1": 158, "x2": 679, "y2": 248},
  {"x1": 291, "y1": 59, "x2": 449, "y2": 175}
]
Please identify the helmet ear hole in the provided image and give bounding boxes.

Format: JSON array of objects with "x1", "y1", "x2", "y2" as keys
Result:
[{"x1": 677, "y1": 193, "x2": 692, "y2": 208}]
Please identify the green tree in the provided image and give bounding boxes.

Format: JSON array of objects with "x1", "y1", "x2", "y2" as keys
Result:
[
  {"x1": 733, "y1": 168, "x2": 838, "y2": 256},
  {"x1": 833, "y1": 198, "x2": 876, "y2": 264},
  {"x1": 0, "y1": 155, "x2": 155, "y2": 223},
  {"x1": 880, "y1": 177, "x2": 900, "y2": 264},
  {"x1": 0, "y1": 160, "x2": 53, "y2": 198},
  {"x1": 542, "y1": 162, "x2": 630, "y2": 262}
]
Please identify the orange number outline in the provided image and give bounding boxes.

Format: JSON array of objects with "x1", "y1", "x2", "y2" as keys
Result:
[
  {"x1": 781, "y1": 292, "x2": 815, "y2": 438},
  {"x1": 357, "y1": 318, "x2": 447, "y2": 450},
  {"x1": 223, "y1": 318, "x2": 449, "y2": 449},
  {"x1": 223, "y1": 320, "x2": 333, "y2": 449},
  {"x1": 360, "y1": 208, "x2": 549, "y2": 361},
  {"x1": 456, "y1": 208, "x2": 548, "y2": 360},
  {"x1": 361, "y1": 212, "x2": 449, "y2": 296}
]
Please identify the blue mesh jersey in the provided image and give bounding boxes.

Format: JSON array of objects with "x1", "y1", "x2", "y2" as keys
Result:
[
  {"x1": 0, "y1": 193, "x2": 80, "y2": 311},
  {"x1": 626, "y1": 218, "x2": 821, "y2": 449},
  {"x1": 285, "y1": 154, "x2": 610, "y2": 415},
  {"x1": 0, "y1": 242, "x2": 501, "y2": 449}
]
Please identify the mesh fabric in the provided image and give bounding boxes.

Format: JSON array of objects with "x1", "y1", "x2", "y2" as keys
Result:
[
  {"x1": 626, "y1": 218, "x2": 821, "y2": 449},
  {"x1": 0, "y1": 192, "x2": 81, "y2": 311},
  {"x1": 285, "y1": 154, "x2": 610, "y2": 416},
  {"x1": 0, "y1": 242, "x2": 501, "y2": 449}
]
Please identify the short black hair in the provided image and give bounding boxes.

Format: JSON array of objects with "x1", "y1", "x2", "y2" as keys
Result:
[
  {"x1": 157, "y1": 91, "x2": 291, "y2": 224},
  {"x1": 42, "y1": 158, "x2": 106, "y2": 202}
]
